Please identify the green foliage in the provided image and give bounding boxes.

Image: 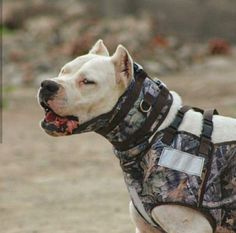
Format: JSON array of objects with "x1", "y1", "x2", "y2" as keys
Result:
[
  {"x1": 0, "y1": 26, "x2": 15, "y2": 35},
  {"x1": 0, "y1": 98, "x2": 8, "y2": 110},
  {"x1": 1, "y1": 85, "x2": 17, "y2": 110},
  {"x1": 3, "y1": 85, "x2": 17, "y2": 94}
]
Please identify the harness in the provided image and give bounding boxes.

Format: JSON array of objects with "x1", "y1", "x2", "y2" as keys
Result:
[
  {"x1": 104, "y1": 66, "x2": 234, "y2": 232},
  {"x1": 114, "y1": 107, "x2": 236, "y2": 233}
]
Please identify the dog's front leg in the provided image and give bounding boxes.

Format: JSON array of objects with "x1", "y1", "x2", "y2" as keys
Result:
[{"x1": 151, "y1": 205, "x2": 213, "y2": 233}]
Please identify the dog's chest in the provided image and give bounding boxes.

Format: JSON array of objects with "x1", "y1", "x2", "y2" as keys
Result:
[{"x1": 115, "y1": 131, "x2": 236, "y2": 230}]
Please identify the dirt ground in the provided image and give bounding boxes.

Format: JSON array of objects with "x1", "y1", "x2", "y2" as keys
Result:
[{"x1": 1, "y1": 56, "x2": 236, "y2": 233}]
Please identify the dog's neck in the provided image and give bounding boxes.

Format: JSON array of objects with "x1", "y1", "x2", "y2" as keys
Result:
[
  {"x1": 158, "y1": 91, "x2": 182, "y2": 131},
  {"x1": 77, "y1": 67, "x2": 183, "y2": 146},
  {"x1": 98, "y1": 77, "x2": 179, "y2": 152}
]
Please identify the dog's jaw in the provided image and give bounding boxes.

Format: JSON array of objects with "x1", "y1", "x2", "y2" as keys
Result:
[{"x1": 40, "y1": 107, "x2": 80, "y2": 136}]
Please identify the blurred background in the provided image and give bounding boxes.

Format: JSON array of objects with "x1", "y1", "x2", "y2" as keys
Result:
[{"x1": 1, "y1": 0, "x2": 236, "y2": 232}]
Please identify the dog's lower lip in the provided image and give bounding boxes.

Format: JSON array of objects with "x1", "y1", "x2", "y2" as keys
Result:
[
  {"x1": 40, "y1": 103, "x2": 79, "y2": 123},
  {"x1": 43, "y1": 108, "x2": 79, "y2": 122}
]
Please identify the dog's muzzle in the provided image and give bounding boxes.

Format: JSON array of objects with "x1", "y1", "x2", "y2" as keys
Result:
[{"x1": 39, "y1": 80, "x2": 80, "y2": 137}]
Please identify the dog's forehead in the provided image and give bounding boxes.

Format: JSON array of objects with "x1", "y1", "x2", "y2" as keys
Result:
[{"x1": 62, "y1": 54, "x2": 107, "y2": 74}]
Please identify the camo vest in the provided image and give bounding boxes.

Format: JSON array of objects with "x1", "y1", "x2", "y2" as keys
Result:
[{"x1": 114, "y1": 107, "x2": 236, "y2": 233}]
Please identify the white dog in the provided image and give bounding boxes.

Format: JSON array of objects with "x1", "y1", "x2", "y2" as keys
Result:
[{"x1": 38, "y1": 40, "x2": 236, "y2": 233}]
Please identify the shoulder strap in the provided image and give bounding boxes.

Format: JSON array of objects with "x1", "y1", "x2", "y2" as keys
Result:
[
  {"x1": 162, "y1": 105, "x2": 192, "y2": 145},
  {"x1": 198, "y1": 109, "x2": 218, "y2": 156},
  {"x1": 198, "y1": 108, "x2": 218, "y2": 207}
]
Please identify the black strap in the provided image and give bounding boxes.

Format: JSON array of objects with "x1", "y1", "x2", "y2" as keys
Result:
[
  {"x1": 198, "y1": 109, "x2": 218, "y2": 156},
  {"x1": 161, "y1": 105, "x2": 192, "y2": 145},
  {"x1": 96, "y1": 70, "x2": 147, "y2": 135},
  {"x1": 198, "y1": 109, "x2": 218, "y2": 207}
]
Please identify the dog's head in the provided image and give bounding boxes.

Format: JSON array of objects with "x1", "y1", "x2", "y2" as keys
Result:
[{"x1": 38, "y1": 40, "x2": 134, "y2": 136}]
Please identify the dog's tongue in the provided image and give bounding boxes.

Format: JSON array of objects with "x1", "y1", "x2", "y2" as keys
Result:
[
  {"x1": 42, "y1": 110, "x2": 80, "y2": 136},
  {"x1": 45, "y1": 111, "x2": 58, "y2": 122}
]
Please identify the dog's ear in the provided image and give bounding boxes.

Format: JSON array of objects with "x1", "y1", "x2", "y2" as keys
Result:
[
  {"x1": 89, "y1": 39, "x2": 109, "y2": 56},
  {"x1": 111, "y1": 45, "x2": 133, "y2": 87}
]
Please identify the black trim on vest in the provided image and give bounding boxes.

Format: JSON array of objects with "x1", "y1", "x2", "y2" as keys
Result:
[{"x1": 198, "y1": 109, "x2": 219, "y2": 208}]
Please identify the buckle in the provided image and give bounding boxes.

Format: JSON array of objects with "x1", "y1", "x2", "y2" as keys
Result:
[
  {"x1": 139, "y1": 100, "x2": 152, "y2": 113},
  {"x1": 199, "y1": 136, "x2": 213, "y2": 156},
  {"x1": 153, "y1": 78, "x2": 162, "y2": 87},
  {"x1": 170, "y1": 111, "x2": 184, "y2": 130},
  {"x1": 202, "y1": 119, "x2": 213, "y2": 139}
]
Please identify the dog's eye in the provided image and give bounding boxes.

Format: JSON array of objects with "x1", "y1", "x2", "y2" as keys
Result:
[{"x1": 83, "y1": 79, "x2": 95, "y2": 85}]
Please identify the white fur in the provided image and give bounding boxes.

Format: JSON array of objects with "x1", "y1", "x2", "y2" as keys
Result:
[
  {"x1": 159, "y1": 91, "x2": 236, "y2": 143},
  {"x1": 129, "y1": 202, "x2": 162, "y2": 233},
  {"x1": 40, "y1": 41, "x2": 132, "y2": 124},
  {"x1": 38, "y1": 40, "x2": 236, "y2": 233}
]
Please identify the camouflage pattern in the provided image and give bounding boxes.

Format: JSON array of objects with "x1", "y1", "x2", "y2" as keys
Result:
[
  {"x1": 115, "y1": 132, "x2": 236, "y2": 232},
  {"x1": 104, "y1": 78, "x2": 172, "y2": 148}
]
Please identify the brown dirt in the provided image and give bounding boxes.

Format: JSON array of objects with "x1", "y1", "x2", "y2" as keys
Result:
[{"x1": 1, "y1": 61, "x2": 236, "y2": 233}]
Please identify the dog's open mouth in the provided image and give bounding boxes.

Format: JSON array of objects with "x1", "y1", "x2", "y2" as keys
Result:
[{"x1": 40, "y1": 102, "x2": 80, "y2": 136}]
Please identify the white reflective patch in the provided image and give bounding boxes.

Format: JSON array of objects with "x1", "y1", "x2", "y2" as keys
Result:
[{"x1": 158, "y1": 148, "x2": 205, "y2": 177}]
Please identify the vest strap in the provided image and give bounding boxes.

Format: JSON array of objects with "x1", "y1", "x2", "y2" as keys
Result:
[
  {"x1": 162, "y1": 105, "x2": 192, "y2": 145},
  {"x1": 198, "y1": 109, "x2": 218, "y2": 207},
  {"x1": 198, "y1": 109, "x2": 218, "y2": 155}
]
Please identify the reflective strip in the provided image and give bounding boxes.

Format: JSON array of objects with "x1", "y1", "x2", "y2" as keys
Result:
[
  {"x1": 158, "y1": 148, "x2": 205, "y2": 177},
  {"x1": 128, "y1": 186, "x2": 157, "y2": 227}
]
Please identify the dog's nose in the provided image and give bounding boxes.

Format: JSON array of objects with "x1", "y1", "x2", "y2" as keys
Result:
[{"x1": 41, "y1": 80, "x2": 59, "y2": 93}]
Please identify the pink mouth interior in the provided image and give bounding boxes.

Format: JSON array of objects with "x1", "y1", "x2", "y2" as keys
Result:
[{"x1": 43, "y1": 110, "x2": 80, "y2": 134}]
